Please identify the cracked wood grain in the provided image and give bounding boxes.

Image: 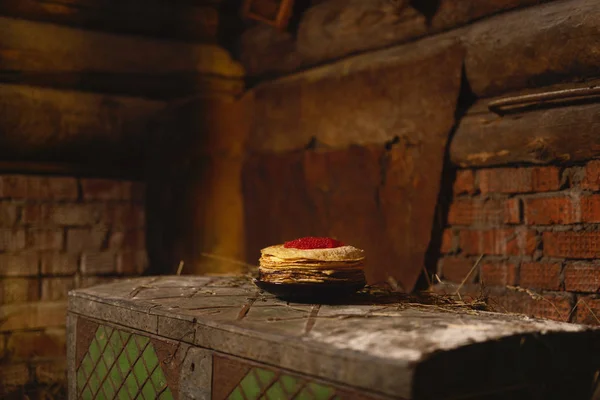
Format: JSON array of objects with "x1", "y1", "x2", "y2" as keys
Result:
[{"x1": 304, "y1": 305, "x2": 321, "y2": 334}]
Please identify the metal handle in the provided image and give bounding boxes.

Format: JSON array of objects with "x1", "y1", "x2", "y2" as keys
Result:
[{"x1": 488, "y1": 86, "x2": 600, "y2": 114}]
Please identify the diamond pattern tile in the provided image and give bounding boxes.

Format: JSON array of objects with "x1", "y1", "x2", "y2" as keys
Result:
[
  {"x1": 76, "y1": 325, "x2": 174, "y2": 400},
  {"x1": 228, "y1": 367, "x2": 343, "y2": 400}
]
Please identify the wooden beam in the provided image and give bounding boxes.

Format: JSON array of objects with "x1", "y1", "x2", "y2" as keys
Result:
[
  {"x1": 0, "y1": 0, "x2": 220, "y2": 43},
  {"x1": 0, "y1": 16, "x2": 244, "y2": 98},
  {"x1": 249, "y1": 34, "x2": 464, "y2": 153},
  {"x1": 240, "y1": 0, "x2": 554, "y2": 78},
  {"x1": 0, "y1": 83, "x2": 165, "y2": 166},
  {"x1": 450, "y1": 99, "x2": 600, "y2": 168},
  {"x1": 464, "y1": 0, "x2": 600, "y2": 97},
  {"x1": 245, "y1": 37, "x2": 464, "y2": 292}
]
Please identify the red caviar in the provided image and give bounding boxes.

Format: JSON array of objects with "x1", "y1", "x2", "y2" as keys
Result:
[{"x1": 283, "y1": 237, "x2": 344, "y2": 249}]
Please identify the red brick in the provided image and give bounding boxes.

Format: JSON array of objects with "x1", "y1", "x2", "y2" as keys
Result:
[
  {"x1": 524, "y1": 196, "x2": 578, "y2": 225},
  {"x1": 504, "y1": 198, "x2": 521, "y2": 224},
  {"x1": 520, "y1": 262, "x2": 562, "y2": 290},
  {"x1": 66, "y1": 228, "x2": 108, "y2": 252},
  {"x1": 117, "y1": 251, "x2": 149, "y2": 275},
  {"x1": 0, "y1": 278, "x2": 39, "y2": 304},
  {"x1": 78, "y1": 276, "x2": 118, "y2": 288},
  {"x1": 480, "y1": 262, "x2": 517, "y2": 286},
  {"x1": 27, "y1": 229, "x2": 63, "y2": 251},
  {"x1": 453, "y1": 170, "x2": 475, "y2": 195},
  {"x1": 41, "y1": 277, "x2": 75, "y2": 301},
  {"x1": 581, "y1": 160, "x2": 600, "y2": 190},
  {"x1": 524, "y1": 292, "x2": 573, "y2": 322},
  {"x1": 580, "y1": 195, "x2": 600, "y2": 223},
  {"x1": 564, "y1": 263, "x2": 600, "y2": 292},
  {"x1": 23, "y1": 204, "x2": 104, "y2": 226},
  {"x1": 6, "y1": 328, "x2": 65, "y2": 360},
  {"x1": 105, "y1": 204, "x2": 145, "y2": 228},
  {"x1": 447, "y1": 199, "x2": 505, "y2": 226},
  {"x1": 123, "y1": 230, "x2": 146, "y2": 250},
  {"x1": 490, "y1": 290, "x2": 572, "y2": 322},
  {"x1": 0, "y1": 175, "x2": 77, "y2": 200},
  {"x1": 81, "y1": 252, "x2": 117, "y2": 275},
  {"x1": 40, "y1": 252, "x2": 79, "y2": 275},
  {"x1": 0, "y1": 203, "x2": 20, "y2": 227},
  {"x1": 440, "y1": 229, "x2": 455, "y2": 253},
  {"x1": 438, "y1": 257, "x2": 478, "y2": 284},
  {"x1": 543, "y1": 231, "x2": 600, "y2": 259},
  {"x1": 460, "y1": 228, "x2": 536, "y2": 256},
  {"x1": 0, "y1": 228, "x2": 26, "y2": 251},
  {"x1": 80, "y1": 179, "x2": 133, "y2": 201},
  {"x1": 0, "y1": 363, "x2": 30, "y2": 386},
  {"x1": 0, "y1": 301, "x2": 67, "y2": 332},
  {"x1": 109, "y1": 230, "x2": 146, "y2": 251},
  {"x1": 35, "y1": 359, "x2": 67, "y2": 384},
  {"x1": 0, "y1": 254, "x2": 38, "y2": 276},
  {"x1": 573, "y1": 297, "x2": 600, "y2": 325},
  {"x1": 478, "y1": 166, "x2": 560, "y2": 194}
]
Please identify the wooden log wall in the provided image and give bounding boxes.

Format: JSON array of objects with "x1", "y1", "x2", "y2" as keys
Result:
[
  {"x1": 0, "y1": 3, "x2": 244, "y2": 168},
  {"x1": 239, "y1": 0, "x2": 600, "y2": 291},
  {"x1": 0, "y1": 2, "x2": 248, "y2": 276}
]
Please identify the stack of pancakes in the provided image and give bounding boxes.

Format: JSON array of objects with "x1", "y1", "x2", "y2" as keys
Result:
[{"x1": 259, "y1": 239, "x2": 366, "y2": 286}]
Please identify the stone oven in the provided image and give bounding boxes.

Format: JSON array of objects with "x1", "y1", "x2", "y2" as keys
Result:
[{"x1": 2, "y1": 0, "x2": 600, "y2": 398}]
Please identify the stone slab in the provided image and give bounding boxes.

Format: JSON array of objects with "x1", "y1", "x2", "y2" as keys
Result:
[{"x1": 69, "y1": 276, "x2": 600, "y2": 399}]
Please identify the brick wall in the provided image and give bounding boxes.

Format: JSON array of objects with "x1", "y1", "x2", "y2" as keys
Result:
[
  {"x1": 437, "y1": 162, "x2": 600, "y2": 325},
  {"x1": 0, "y1": 174, "x2": 146, "y2": 396}
]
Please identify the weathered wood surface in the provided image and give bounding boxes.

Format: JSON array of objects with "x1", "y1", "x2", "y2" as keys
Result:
[
  {"x1": 69, "y1": 276, "x2": 600, "y2": 399},
  {"x1": 145, "y1": 95, "x2": 251, "y2": 276},
  {"x1": 0, "y1": 16, "x2": 244, "y2": 97},
  {"x1": 464, "y1": 0, "x2": 600, "y2": 97},
  {"x1": 0, "y1": 0, "x2": 220, "y2": 42},
  {"x1": 240, "y1": 0, "x2": 554, "y2": 78},
  {"x1": 242, "y1": 0, "x2": 599, "y2": 100},
  {"x1": 249, "y1": 35, "x2": 462, "y2": 152},
  {"x1": 244, "y1": 37, "x2": 463, "y2": 292},
  {"x1": 450, "y1": 98, "x2": 600, "y2": 168},
  {"x1": 0, "y1": 83, "x2": 165, "y2": 165}
]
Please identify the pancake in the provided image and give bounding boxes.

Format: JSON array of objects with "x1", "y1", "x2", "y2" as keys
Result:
[{"x1": 258, "y1": 238, "x2": 366, "y2": 285}]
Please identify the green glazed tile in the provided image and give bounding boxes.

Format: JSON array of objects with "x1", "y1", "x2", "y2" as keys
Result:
[
  {"x1": 255, "y1": 368, "x2": 276, "y2": 387},
  {"x1": 109, "y1": 363, "x2": 123, "y2": 387},
  {"x1": 280, "y1": 375, "x2": 301, "y2": 395},
  {"x1": 308, "y1": 383, "x2": 334, "y2": 400},
  {"x1": 119, "y1": 331, "x2": 131, "y2": 345},
  {"x1": 295, "y1": 387, "x2": 314, "y2": 400},
  {"x1": 89, "y1": 339, "x2": 101, "y2": 364},
  {"x1": 134, "y1": 335, "x2": 149, "y2": 349},
  {"x1": 142, "y1": 345, "x2": 158, "y2": 371},
  {"x1": 125, "y1": 339, "x2": 140, "y2": 363},
  {"x1": 133, "y1": 359, "x2": 149, "y2": 385},
  {"x1": 82, "y1": 387, "x2": 93, "y2": 400},
  {"x1": 77, "y1": 369, "x2": 87, "y2": 393},
  {"x1": 96, "y1": 326, "x2": 108, "y2": 348},
  {"x1": 103, "y1": 381, "x2": 116, "y2": 399},
  {"x1": 125, "y1": 373, "x2": 139, "y2": 398},
  {"x1": 141, "y1": 380, "x2": 156, "y2": 400},
  {"x1": 151, "y1": 365, "x2": 167, "y2": 391},
  {"x1": 229, "y1": 387, "x2": 245, "y2": 400},
  {"x1": 118, "y1": 386, "x2": 132, "y2": 400},
  {"x1": 95, "y1": 359, "x2": 108, "y2": 382},
  {"x1": 158, "y1": 388, "x2": 175, "y2": 400},
  {"x1": 117, "y1": 351, "x2": 132, "y2": 377},
  {"x1": 265, "y1": 381, "x2": 286, "y2": 400},
  {"x1": 240, "y1": 371, "x2": 262, "y2": 400},
  {"x1": 88, "y1": 371, "x2": 100, "y2": 396}
]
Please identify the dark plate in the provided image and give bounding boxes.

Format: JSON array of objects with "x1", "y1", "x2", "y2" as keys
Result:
[{"x1": 253, "y1": 279, "x2": 366, "y2": 303}]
